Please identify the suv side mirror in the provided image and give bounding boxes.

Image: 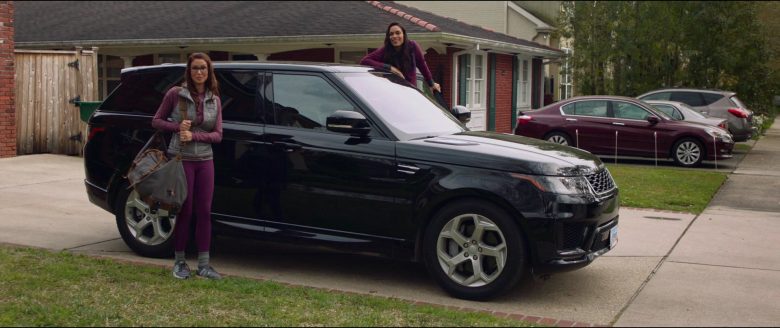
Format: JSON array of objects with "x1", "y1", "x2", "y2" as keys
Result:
[
  {"x1": 451, "y1": 105, "x2": 471, "y2": 124},
  {"x1": 647, "y1": 116, "x2": 660, "y2": 125},
  {"x1": 326, "y1": 110, "x2": 371, "y2": 136}
]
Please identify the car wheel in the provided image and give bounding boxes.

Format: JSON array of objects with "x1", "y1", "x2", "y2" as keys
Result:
[
  {"x1": 672, "y1": 138, "x2": 704, "y2": 167},
  {"x1": 544, "y1": 132, "x2": 572, "y2": 146},
  {"x1": 423, "y1": 200, "x2": 526, "y2": 300},
  {"x1": 115, "y1": 184, "x2": 175, "y2": 258}
]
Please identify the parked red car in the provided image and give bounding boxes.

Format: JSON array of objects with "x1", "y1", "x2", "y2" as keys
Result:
[{"x1": 514, "y1": 96, "x2": 734, "y2": 167}]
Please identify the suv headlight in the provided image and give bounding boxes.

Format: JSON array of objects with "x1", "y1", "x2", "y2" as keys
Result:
[{"x1": 511, "y1": 173, "x2": 591, "y2": 196}]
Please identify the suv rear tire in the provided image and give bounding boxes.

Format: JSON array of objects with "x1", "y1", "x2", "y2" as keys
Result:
[{"x1": 115, "y1": 183, "x2": 175, "y2": 258}]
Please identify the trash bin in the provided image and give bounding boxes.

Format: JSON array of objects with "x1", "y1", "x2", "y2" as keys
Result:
[{"x1": 77, "y1": 101, "x2": 102, "y2": 123}]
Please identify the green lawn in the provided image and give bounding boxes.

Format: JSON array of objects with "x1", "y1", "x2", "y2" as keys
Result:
[
  {"x1": 607, "y1": 164, "x2": 727, "y2": 213},
  {"x1": 0, "y1": 246, "x2": 533, "y2": 327}
]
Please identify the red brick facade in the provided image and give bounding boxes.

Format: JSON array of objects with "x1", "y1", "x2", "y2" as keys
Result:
[
  {"x1": 423, "y1": 47, "x2": 456, "y2": 109},
  {"x1": 493, "y1": 54, "x2": 515, "y2": 134},
  {"x1": 0, "y1": 1, "x2": 15, "y2": 158}
]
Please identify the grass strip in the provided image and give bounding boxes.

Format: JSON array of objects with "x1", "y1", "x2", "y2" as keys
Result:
[
  {"x1": 0, "y1": 246, "x2": 535, "y2": 327},
  {"x1": 607, "y1": 164, "x2": 727, "y2": 214}
]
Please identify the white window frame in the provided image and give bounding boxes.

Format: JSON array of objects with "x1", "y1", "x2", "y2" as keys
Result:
[
  {"x1": 516, "y1": 55, "x2": 531, "y2": 110},
  {"x1": 452, "y1": 50, "x2": 488, "y2": 130},
  {"x1": 98, "y1": 54, "x2": 122, "y2": 99},
  {"x1": 560, "y1": 47, "x2": 573, "y2": 100}
]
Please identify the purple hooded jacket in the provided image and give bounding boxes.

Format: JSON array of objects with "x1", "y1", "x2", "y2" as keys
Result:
[{"x1": 360, "y1": 40, "x2": 435, "y2": 87}]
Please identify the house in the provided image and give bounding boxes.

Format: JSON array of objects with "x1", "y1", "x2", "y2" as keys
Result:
[
  {"x1": 396, "y1": 1, "x2": 573, "y2": 106},
  {"x1": 14, "y1": 1, "x2": 562, "y2": 133}
]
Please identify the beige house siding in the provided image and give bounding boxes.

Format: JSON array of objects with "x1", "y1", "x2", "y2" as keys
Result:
[
  {"x1": 513, "y1": 1, "x2": 560, "y2": 24},
  {"x1": 395, "y1": 1, "x2": 508, "y2": 33},
  {"x1": 506, "y1": 10, "x2": 536, "y2": 40}
]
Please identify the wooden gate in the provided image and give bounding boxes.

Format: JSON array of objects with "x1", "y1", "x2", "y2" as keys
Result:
[{"x1": 14, "y1": 47, "x2": 98, "y2": 156}]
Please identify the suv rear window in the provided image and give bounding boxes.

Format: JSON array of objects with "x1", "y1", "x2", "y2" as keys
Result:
[
  {"x1": 702, "y1": 93, "x2": 723, "y2": 105},
  {"x1": 101, "y1": 69, "x2": 184, "y2": 114}
]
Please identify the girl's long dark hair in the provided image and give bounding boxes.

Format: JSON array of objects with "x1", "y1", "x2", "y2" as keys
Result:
[
  {"x1": 382, "y1": 22, "x2": 412, "y2": 74},
  {"x1": 185, "y1": 52, "x2": 220, "y2": 98}
]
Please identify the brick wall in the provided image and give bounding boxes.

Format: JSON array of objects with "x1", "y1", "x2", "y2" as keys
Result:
[
  {"x1": 493, "y1": 54, "x2": 514, "y2": 134},
  {"x1": 0, "y1": 1, "x2": 15, "y2": 157},
  {"x1": 424, "y1": 47, "x2": 456, "y2": 109}
]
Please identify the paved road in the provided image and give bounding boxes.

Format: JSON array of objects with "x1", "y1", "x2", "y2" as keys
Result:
[{"x1": 0, "y1": 122, "x2": 778, "y2": 326}]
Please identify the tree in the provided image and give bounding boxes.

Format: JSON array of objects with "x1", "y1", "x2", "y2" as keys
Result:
[{"x1": 559, "y1": 1, "x2": 777, "y2": 115}]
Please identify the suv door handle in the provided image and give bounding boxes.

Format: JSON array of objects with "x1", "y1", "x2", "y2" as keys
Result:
[
  {"x1": 565, "y1": 118, "x2": 577, "y2": 122},
  {"x1": 612, "y1": 122, "x2": 625, "y2": 126},
  {"x1": 272, "y1": 141, "x2": 302, "y2": 152}
]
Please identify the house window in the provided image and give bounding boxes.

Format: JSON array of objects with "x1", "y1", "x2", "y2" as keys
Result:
[
  {"x1": 560, "y1": 48, "x2": 573, "y2": 100},
  {"x1": 98, "y1": 55, "x2": 123, "y2": 99},
  {"x1": 157, "y1": 53, "x2": 183, "y2": 64},
  {"x1": 516, "y1": 57, "x2": 530, "y2": 109},
  {"x1": 455, "y1": 52, "x2": 486, "y2": 108},
  {"x1": 454, "y1": 51, "x2": 488, "y2": 130},
  {"x1": 231, "y1": 54, "x2": 259, "y2": 61}
]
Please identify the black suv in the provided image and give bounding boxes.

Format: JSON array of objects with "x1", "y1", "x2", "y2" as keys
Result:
[{"x1": 84, "y1": 62, "x2": 619, "y2": 300}]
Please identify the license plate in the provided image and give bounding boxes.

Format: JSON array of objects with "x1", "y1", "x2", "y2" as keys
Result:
[{"x1": 609, "y1": 226, "x2": 618, "y2": 249}]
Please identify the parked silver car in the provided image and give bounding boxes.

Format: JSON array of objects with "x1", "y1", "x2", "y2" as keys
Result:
[
  {"x1": 644, "y1": 100, "x2": 729, "y2": 130},
  {"x1": 638, "y1": 88, "x2": 755, "y2": 142}
]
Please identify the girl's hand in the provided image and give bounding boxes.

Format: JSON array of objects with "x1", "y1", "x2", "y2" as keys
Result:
[
  {"x1": 431, "y1": 82, "x2": 441, "y2": 93},
  {"x1": 389, "y1": 66, "x2": 404, "y2": 79},
  {"x1": 179, "y1": 120, "x2": 191, "y2": 132},
  {"x1": 180, "y1": 131, "x2": 193, "y2": 142}
]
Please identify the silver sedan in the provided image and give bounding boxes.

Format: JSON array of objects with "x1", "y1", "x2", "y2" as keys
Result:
[{"x1": 643, "y1": 100, "x2": 729, "y2": 130}]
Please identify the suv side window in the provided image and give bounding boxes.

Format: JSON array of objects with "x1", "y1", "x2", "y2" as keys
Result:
[
  {"x1": 670, "y1": 92, "x2": 704, "y2": 106},
  {"x1": 702, "y1": 93, "x2": 723, "y2": 105},
  {"x1": 612, "y1": 101, "x2": 651, "y2": 120},
  {"x1": 572, "y1": 100, "x2": 608, "y2": 117},
  {"x1": 641, "y1": 92, "x2": 671, "y2": 101},
  {"x1": 101, "y1": 69, "x2": 183, "y2": 114},
  {"x1": 271, "y1": 74, "x2": 356, "y2": 129},
  {"x1": 215, "y1": 70, "x2": 259, "y2": 123}
]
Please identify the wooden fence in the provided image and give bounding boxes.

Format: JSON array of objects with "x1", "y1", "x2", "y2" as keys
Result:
[{"x1": 14, "y1": 47, "x2": 98, "y2": 156}]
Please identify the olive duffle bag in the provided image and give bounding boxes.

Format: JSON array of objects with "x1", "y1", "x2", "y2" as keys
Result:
[{"x1": 125, "y1": 96, "x2": 189, "y2": 214}]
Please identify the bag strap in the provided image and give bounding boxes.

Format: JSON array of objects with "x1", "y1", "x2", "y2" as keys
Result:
[{"x1": 176, "y1": 92, "x2": 188, "y2": 161}]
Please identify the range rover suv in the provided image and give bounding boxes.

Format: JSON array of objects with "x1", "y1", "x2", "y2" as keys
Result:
[{"x1": 84, "y1": 62, "x2": 619, "y2": 300}]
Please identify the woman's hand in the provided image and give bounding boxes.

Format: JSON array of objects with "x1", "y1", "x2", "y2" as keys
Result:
[
  {"x1": 179, "y1": 119, "x2": 191, "y2": 132},
  {"x1": 431, "y1": 82, "x2": 441, "y2": 93},
  {"x1": 389, "y1": 66, "x2": 404, "y2": 79},
  {"x1": 180, "y1": 130, "x2": 193, "y2": 142}
]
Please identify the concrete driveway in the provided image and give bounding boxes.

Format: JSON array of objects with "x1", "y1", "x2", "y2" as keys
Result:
[{"x1": 2, "y1": 123, "x2": 779, "y2": 328}]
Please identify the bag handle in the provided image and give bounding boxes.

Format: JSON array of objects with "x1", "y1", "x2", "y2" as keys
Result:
[{"x1": 176, "y1": 92, "x2": 188, "y2": 161}]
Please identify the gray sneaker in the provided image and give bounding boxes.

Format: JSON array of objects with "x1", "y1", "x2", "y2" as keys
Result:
[
  {"x1": 196, "y1": 265, "x2": 222, "y2": 280},
  {"x1": 172, "y1": 260, "x2": 191, "y2": 279}
]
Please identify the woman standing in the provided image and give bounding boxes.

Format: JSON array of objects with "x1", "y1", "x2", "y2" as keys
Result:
[
  {"x1": 361, "y1": 22, "x2": 441, "y2": 93},
  {"x1": 152, "y1": 52, "x2": 223, "y2": 280}
]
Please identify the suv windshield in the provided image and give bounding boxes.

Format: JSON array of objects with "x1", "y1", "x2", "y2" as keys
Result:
[{"x1": 337, "y1": 72, "x2": 465, "y2": 140}]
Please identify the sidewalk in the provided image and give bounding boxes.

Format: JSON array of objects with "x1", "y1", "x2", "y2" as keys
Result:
[{"x1": 615, "y1": 119, "x2": 780, "y2": 326}]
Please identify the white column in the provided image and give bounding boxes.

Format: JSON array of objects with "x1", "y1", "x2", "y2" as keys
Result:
[
  {"x1": 120, "y1": 56, "x2": 135, "y2": 68},
  {"x1": 254, "y1": 54, "x2": 268, "y2": 62}
]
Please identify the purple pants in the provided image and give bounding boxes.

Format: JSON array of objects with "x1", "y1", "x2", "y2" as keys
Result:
[{"x1": 173, "y1": 159, "x2": 214, "y2": 252}]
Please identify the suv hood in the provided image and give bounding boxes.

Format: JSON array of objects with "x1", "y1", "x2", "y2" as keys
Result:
[{"x1": 396, "y1": 131, "x2": 604, "y2": 176}]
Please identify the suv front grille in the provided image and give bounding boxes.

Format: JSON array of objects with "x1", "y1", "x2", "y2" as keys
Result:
[{"x1": 585, "y1": 169, "x2": 616, "y2": 195}]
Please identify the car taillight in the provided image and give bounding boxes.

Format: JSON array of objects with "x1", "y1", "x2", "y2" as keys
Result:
[
  {"x1": 728, "y1": 108, "x2": 748, "y2": 118},
  {"x1": 517, "y1": 115, "x2": 533, "y2": 125},
  {"x1": 87, "y1": 127, "x2": 105, "y2": 142}
]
